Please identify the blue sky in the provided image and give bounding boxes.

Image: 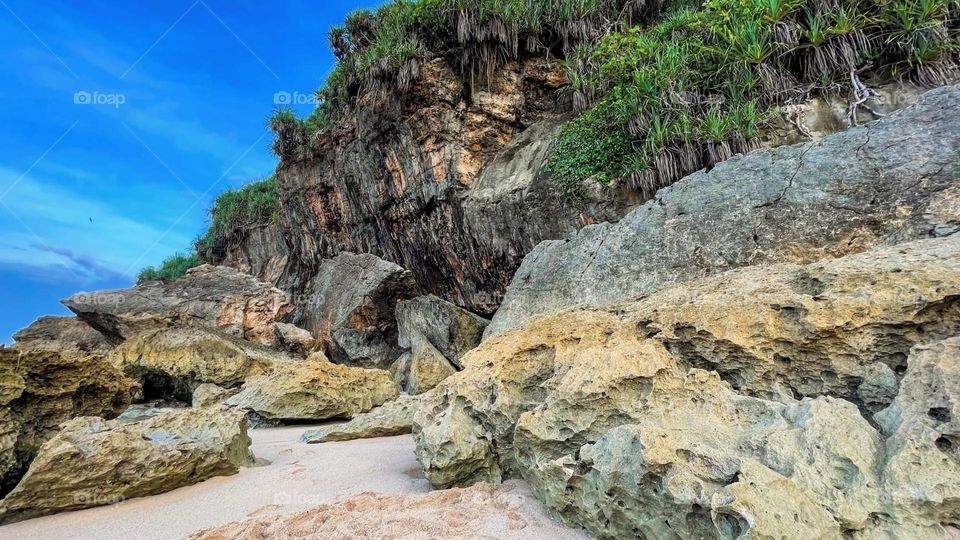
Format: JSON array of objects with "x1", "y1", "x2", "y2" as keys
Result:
[{"x1": 0, "y1": 0, "x2": 381, "y2": 342}]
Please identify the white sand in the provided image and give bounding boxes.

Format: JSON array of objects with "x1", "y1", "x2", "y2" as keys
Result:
[{"x1": 0, "y1": 426, "x2": 587, "y2": 540}]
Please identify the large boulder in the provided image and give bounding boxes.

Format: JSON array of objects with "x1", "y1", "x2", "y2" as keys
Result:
[
  {"x1": 226, "y1": 354, "x2": 398, "y2": 421},
  {"x1": 0, "y1": 347, "x2": 136, "y2": 495},
  {"x1": 415, "y1": 236, "x2": 960, "y2": 538},
  {"x1": 109, "y1": 327, "x2": 288, "y2": 401},
  {"x1": 397, "y1": 295, "x2": 489, "y2": 369},
  {"x1": 62, "y1": 265, "x2": 293, "y2": 346},
  {"x1": 487, "y1": 85, "x2": 960, "y2": 337},
  {"x1": 300, "y1": 394, "x2": 421, "y2": 443},
  {"x1": 292, "y1": 253, "x2": 418, "y2": 368},
  {"x1": 0, "y1": 404, "x2": 253, "y2": 524},
  {"x1": 12, "y1": 316, "x2": 114, "y2": 355}
]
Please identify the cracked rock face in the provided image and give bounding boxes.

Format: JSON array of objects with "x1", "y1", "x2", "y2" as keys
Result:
[
  {"x1": 488, "y1": 85, "x2": 960, "y2": 337},
  {"x1": 0, "y1": 404, "x2": 253, "y2": 524},
  {"x1": 414, "y1": 236, "x2": 960, "y2": 538},
  {"x1": 226, "y1": 355, "x2": 398, "y2": 421},
  {"x1": 300, "y1": 394, "x2": 421, "y2": 443},
  {"x1": 292, "y1": 252, "x2": 418, "y2": 369},
  {"x1": 62, "y1": 264, "x2": 293, "y2": 347},
  {"x1": 0, "y1": 347, "x2": 137, "y2": 496}
]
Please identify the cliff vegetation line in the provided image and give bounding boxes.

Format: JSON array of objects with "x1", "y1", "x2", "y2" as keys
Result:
[{"x1": 268, "y1": 0, "x2": 959, "y2": 198}]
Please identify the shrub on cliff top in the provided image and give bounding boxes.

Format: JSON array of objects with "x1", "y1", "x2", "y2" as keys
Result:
[
  {"x1": 269, "y1": 0, "x2": 650, "y2": 161},
  {"x1": 548, "y1": 0, "x2": 960, "y2": 199},
  {"x1": 138, "y1": 253, "x2": 201, "y2": 283}
]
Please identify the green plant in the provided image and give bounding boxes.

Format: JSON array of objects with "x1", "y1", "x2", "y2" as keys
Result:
[
  {"x1": 138, "y1": 253, "x2": 201, "y2": 282},
  {"x1": 195, "y1": 175, "x2": 280, "y2": 259}
]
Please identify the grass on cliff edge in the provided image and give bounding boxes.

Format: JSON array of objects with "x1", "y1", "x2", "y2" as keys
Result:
[
  {"x1": 269, "y1": 0, "x2": 959, "y2": 199},
  {"x1": 138, "y1": 176, "x2": 279, "y2": 283}
]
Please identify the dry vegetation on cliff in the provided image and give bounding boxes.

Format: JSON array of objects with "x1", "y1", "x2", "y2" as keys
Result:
[{"x1": 269, "y1": 0, "x2": 959, "y2": 197}]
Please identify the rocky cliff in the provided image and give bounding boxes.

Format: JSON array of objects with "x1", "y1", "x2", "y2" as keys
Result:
[{"x1": 211, "y1": 58, "x2": 638, "y2": 314}]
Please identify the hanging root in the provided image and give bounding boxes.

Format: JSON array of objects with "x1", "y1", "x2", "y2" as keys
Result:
[{"x1": 847, "y1": 67, "x2": 886, "y2": 127}]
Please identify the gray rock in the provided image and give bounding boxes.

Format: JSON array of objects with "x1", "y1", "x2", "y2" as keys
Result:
[
  {"x1": 487, "y1": 85, "x2": 960, "y2": 337},
  {"x1": 397, "y1": 295, "x2": 488, "y2": 369},
  {"x1": 292, "y1": 253, "x2": 418, "y2": 369},
  {"x1": 0, "y1": 405, "x2": 253, "y2": 524},
  {"x1": 300, "y1": 395, "x2": 420, "y2": 443},
  {"x1": 63, "y1": 265, "x2": 293, "y2": 347}
]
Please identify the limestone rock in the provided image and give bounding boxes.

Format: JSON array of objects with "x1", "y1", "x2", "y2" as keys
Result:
[
  {"x1": 12, "y1": 316, "x2": 113, "y2": 355},
  {"x1": 0, "y1": 347, "x2": 137, "y2": 495},
  {"x1": 109, "y1": 327, "x2": 287, "y2": 401},
  {"x1": 0, "y1": 405, "x2": 253, "y2": 524},
  {"x1": 300, "y1": 394, "x2": 421, "y2": 443},
  {"x1": 273, "y1": 322, "x2": 321, "y2": 356},
  {"x1": 405, "y1": 339, "x2": 457, "y2": 395},
  {"x1": 226, "y1": 357, "x2": 398, "y2": 421},
  {"x1": 192, "y1": 384, "x2": 233, "y2": 407},
  {"x1": 397, "y1": 295, "x2": 489, "y2": 369},
  {"x1": 488, "y1": 85, "x2": 960, "y2": 336},
  {"x1": 292, "y1": 252, "x2": 418, "y2": 368},
  {"x1": 63, "y1": 265, "x2": 292, "y2": 346},
  {"x1": 872, "y1": 337, "x2": 960, "y2": 534},
  {"x1": 415, "y1": 236, "x2": 960, "y2": 538}
]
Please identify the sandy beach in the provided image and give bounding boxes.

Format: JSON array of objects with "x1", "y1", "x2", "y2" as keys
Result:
[{"x1": 0, "y1": 426, "x2": 587, "y2": 540}]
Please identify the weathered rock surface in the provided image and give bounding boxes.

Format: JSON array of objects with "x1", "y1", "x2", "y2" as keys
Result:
[
  {"x1": 415, "y1": 236, "x2": 960, "y2": 538},
  {"x1": 397, "y1": 295, "x2": 489, "y2": 369},
  {"x1": 0, "y1": 404, "x2": 253, "y2": 524},
  {"x1": 109, "y1": 327, "x2": 286, "y2": 401},
  {"x1": 873, "y1": 336, "x2": 960, "y2": 534},
  {"x1": 300, "y1": 394, "x2": 421, "y2": 443},
  {"x1": 12, "y1": 316, "x2": 114, "y2": 355},
  {"x1": 226, "y1": 355, "x2": 398, "y2": 421},
  {"x1": 187, "y1": 481, "x2": 586, "y2": 540},
  {"x1": 404, "y1": 339, "x2": 458, "y2": 395},
  {"x1": 291, "y1": 253, "x2": 418, "y2": 368},
  {"x1": 192, "y1": 384, "x2": 233, "y2": 407},
  {"x1": 0, "y1": 347, "x2": 136, "y2": 495},
  {"x1": 63, "y1": 265, "x2": 293, "y2": 346},
  {"x1": 273, "y1": 322, "x2": 321, "y2": 356},
  {"x1": 488, "y1": 85, "x2": 960, "y2": 336}
]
